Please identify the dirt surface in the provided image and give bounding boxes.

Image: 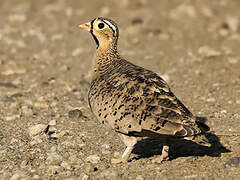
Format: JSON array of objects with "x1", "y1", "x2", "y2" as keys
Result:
[{"x1": 0, "y1": 0, "x2": 240, "y2": 179}]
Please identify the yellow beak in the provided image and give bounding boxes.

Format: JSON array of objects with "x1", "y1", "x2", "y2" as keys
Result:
[{"x1": 78, "y1": 22, "x2": 91, "y2": 31}]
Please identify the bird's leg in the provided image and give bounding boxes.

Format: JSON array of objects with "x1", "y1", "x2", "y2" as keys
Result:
[
  {"x1": 153, "y1": 139, "x2": 170, "y2": 163},
  {"x1": 111, "y1": 134, "x2": 137, "y2": 164},
  {"x1": 161, "y1": 145, "x2": 170, "y2": 160}
]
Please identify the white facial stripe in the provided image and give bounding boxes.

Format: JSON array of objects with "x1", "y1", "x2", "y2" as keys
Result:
[{"x1": 102, "y1": 20, "x2": 117, "y2": 36}]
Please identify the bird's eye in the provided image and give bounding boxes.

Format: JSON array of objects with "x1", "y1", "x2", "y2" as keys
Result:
[{"x1": 98, "y1": 23, "x2": 105, "y2": 29}]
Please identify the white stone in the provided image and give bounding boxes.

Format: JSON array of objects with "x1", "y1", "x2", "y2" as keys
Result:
[
  {"x1": 136, "y1": 175, "x2": 145, "y2": 180},
  {"x1": 226, "y1": 16, "x2": 239, "y2": 32},
  {"x1": 4, "y1": 114, "x2": 20, "y2": 121},
  {"x1": 21, "y1": 105, "x2": 33, "y2": 116},
  {"x1": 228, "y1": 57, "x2": 239, "y2": 64},
  {"x1": 46, "y1": 152, "x2": 63, "y2": 165},
  {"x1": 29, "y1": 136, "x2": 43, "y2": 146},
  {"x1": 206, "y1": 98, "x2": 215, "y2": 102},
  {"x1": 61, "y1": 161, "x2": 71, "y2": 170},
  {"x1": 28, "y1": 124, "x2": 47, "y2": 137},
  {"x1": 79, "y1": 173, "x2": 89, "y2": 180},
  {"x1": 49, "y1": 120, "x2": 57, "y2": 126},
  {"x1": 72, "y1": 48, "x2": 84, "y2": 56},
  {"x1": 85, "y1": 154, "x2": 100, "y2": 164},
  {"x1": 220, "y1": 110, "x2": 227, "y2": 114},
  {"x1": 198, "y1": 46, "x2": 221, "y2": 57}
]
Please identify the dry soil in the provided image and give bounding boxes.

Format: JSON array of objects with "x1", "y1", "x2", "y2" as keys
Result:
[{"x1": 0, "y1": 0, "x2": 240, "y2": 179}]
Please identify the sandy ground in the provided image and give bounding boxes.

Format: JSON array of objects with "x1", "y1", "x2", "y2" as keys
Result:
[{"x1": 0, "y1": 0, "x2": 240, "y2": 179}]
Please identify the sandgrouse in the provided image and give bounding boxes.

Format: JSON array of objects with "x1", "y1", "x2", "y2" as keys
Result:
[{"x1": 79, "y1": 17, "x2": 210, "y2": 164}]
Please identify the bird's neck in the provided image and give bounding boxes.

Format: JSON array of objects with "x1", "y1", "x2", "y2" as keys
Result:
[{"x1": 92, "y1": 43, "x2": 120, "y2": 76}]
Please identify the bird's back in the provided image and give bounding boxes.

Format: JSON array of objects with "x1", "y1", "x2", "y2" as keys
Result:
[{"x1": 88, "y1": 58, "x2": 206, "y2": 138}]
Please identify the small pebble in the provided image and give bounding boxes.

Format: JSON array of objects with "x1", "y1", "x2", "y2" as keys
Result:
[
  {"x1": 21, "y1": 105, "x2": 33, "y2": 116},
  {"x1": 48, "y1": 126, "x2": 57, "y2": 133},
  {"x1": 9, "y1": 171, "x2": 28, "y2": 180},
  {"x1": 34, "y1": 103, "x2": 49, "y2": 109},
  {"x1": 10, "y1": 138, "x2": 18, "y2": 144},
  {"x1": 56, "y1": 130, "x2": 67, "y2": 138},
  {"x1": 68, "y1": 108, "x2": 83, "y2": 118},
  {"x1": 61, "y1": 161, "x2": 71, "y2": 170},
  {"x1": 79, "y1": 173, "x2": 90, "y2": 180},
  {"x1": 198, "y1": 46, "x2": 221, "y2": 57},
  {"x1": 47, "y1": 165, "x2": 61, "y2": 175},
  {"x1": 79, "y1": 143, "x2": 86, "y2": 148},
  {"x1": 220, "y1": 110, "x2": 227, "y2": 114},
  {"x1": 72, "y1": 48, "x2": 83, "y2": 56},
  {"x1": 219, "y1": 28, "x2": 229, "y2": 37},
  {"x1": 49, "y1": 120, "x2": 57, "y2": 126},
  {"x1": 131, "y1": 17, "x2": 143, "y2": 25},
  {"x1": 113, "y1": 151, "x2": 120, "y2": 158},
  {"x1": 101, "y1": 144, "x2": 110, "y2": 149},
  {"x1": 1, "y1": 70, "x2": 16, "y2": 76},
  {"x1": 101, "y1": 149, "x2": 110, "y2": 155},
  {"x1": 101, "y1": 144, "x2": 111, "y2": 154},
  {"x1": 60, "y1": 65, "x2": 70, "y2": 71},
  {"x1": 85, "y1": 154, "x2": 100, "y2": 164},
  {"x1": 4, "y1": 114, "x2": 20, "y2": 121},
  {"x1": 29, "y1": 136, "x2": 43, "y2": 146},
  {"x1": 101, "y1": 170, "x2": 118, "y2": 180},
  {"x1": 136, "y1": 175, "x2": 145, "y2": 180},
  {"x1": 228, "y1": 57, "x2": 239, "y2": 64},
  {"x1": 50, "y1": 131, "x2": 67, "y2": 139},
  {"x1": 224, "y1": 157, "x2": 240, "y2": 168},
  {"x1": 64, "y1": 82, "x2": 75, "y2": 92},
  {"x1": 28, "y1": 124, "x2": 48, "y2": 137},
  {"x1": 32, "y1": 175, "x2": 40, "y2": 179},
  {"x1": 24, "y1": 100, "x2": 33, "y2": 106},
  {"x1": 83, "y1": 163, "x2": 97, "y2": 173},
  {"x1": 46, "y1": 152, "x2": 63, "y2": 165},
  {"x1": 225, "y1": 16, "x2": 239, "y2": 33},
  {"x1": 50, "y1": 101, "x2": 58, "y2": 107},
  {"x1": 10, "y1": 174, "x2": 21, "y2": 180},
  {"x1": 206, "y1": 98, "x2": 215, "y2": 102}
]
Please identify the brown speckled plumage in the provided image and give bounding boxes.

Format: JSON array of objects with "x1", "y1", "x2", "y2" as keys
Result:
[{"x1": 79, "y1": 17, "x2": 210, "y2": 163}]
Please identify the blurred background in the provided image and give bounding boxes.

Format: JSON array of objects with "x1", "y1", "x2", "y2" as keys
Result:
[{"x1": 0, "y1": 0, "x2": 240, "y2": 179}]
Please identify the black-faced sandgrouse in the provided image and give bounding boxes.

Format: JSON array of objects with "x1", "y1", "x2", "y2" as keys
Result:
[{"x1": 79, "y1": 17, "x2": 210, "y2": 164}]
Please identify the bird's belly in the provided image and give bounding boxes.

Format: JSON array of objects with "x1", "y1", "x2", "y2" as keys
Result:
[{"x1": 89, "y1": 93, "x2": 117, "y2": 130}]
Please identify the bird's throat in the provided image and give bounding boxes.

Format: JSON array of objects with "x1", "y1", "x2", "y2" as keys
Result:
[{"x1": 92, "y1": 45, "x2": 119, "y2": 76}]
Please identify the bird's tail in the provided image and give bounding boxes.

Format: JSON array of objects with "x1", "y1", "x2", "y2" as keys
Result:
[
  {"x1": 184, "y1": 133, "x2": 211, "y2": 147},
  {"x1": 196, "y1": 121, "x2": 210, "y2": 132},
  {"x1": 185, "y1": 118, "x2": 211, "y2": 146}
]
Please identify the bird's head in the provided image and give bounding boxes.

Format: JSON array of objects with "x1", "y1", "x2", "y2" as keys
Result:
[{"x1": 79, "y1": 17, "x2": 119, "y2": 49}]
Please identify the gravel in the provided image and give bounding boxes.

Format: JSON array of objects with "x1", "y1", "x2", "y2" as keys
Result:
[
  {"x1": 0, "y1": 0, "x2": 240, "y2": 179},
  {"x1": 28, "y1": 124, "x2": 48, "y2": 137}
]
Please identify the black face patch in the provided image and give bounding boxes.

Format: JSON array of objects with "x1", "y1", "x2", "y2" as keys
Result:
[{"x1": 90, "y1": 19, "x2": 99, "y2": 49}]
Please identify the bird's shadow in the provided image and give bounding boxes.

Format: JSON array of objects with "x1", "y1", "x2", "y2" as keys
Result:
[{"x1": 132, "y1": 117, "x2": 230, "y2": 161}]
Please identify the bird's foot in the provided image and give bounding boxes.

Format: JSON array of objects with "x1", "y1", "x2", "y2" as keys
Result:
[
  {"x1": 111, "y1": 157, "x2": 128, "y2": 164},
  {"x1": 152, "y1": 145, "x2": 170, "y2": 163},
  {"x1": 152, "y1": 154, "x2": 169, "y2": 164}
]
